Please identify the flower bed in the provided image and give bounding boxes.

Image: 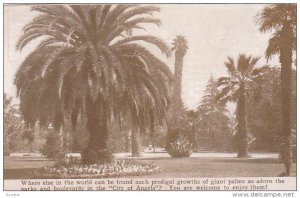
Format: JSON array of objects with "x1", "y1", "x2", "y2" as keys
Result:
[{"x1": 36, "y1": 159, "x2": 161, "y2": 178}]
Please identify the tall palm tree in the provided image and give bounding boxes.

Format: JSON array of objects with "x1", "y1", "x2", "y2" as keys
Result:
[
  {"x1": 256, "y1": 4, "x2": 296, "y2": 176},
  {"x1": 15, "y1": 5, "x2": 173, "y2": 164},
  {"x1": 171, "y1": 35, "x2": 188, "y2": 111},
  {"x1": 216, "y1": 54, "x2": 262, "y2": 158},
  {"x1": 166, "y1": 35, "x2": 188, "y2": 152}
]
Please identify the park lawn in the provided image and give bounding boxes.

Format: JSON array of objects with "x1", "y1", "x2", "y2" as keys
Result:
[
  {"x1": 4, "y1": 156, "x2": 296, "y2": 179},
  {"x1": 135, "y1": 157, "x2": 296, "y2": 178}
]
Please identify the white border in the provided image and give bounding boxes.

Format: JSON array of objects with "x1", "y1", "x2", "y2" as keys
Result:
[{"x1": 1, "y1": 1, "x2": 299, "y2": 198}]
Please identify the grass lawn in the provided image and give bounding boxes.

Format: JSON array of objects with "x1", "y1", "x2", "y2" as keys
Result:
[
  {"x1": 4, "y1": 155, "x2": 296, "y2": 179},
  {"x1": 136, "y1": 157, "x2": 296, "y2": 178}
]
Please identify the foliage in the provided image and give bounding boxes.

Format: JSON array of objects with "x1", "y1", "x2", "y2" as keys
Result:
[
  {"x1": 15, "y1": 4, "x2": 172, "y2": 131},
  {"x1": 142, "y1": 125, "x2": 167, "y2": 150},
  {"x1": 195, "y1": 76, "x2": 232, "y2": 151},
  {"x1": 4, "y1": 94, "x2": 28, "y2": 155},
  {"x1": 22, "y1": 127, "x2": 35, "y2": 153},
  {"x1": 171, "y1": 35, "x2": 189, "y2": 58},
  {"x1": 168, "y1": 134, "x2": 193, "y2": 157},
  {"x1": 15, "y1": 5, "x2": 173, "y2": 163},
  {"x1": 255, "y1": 4, "x2": 296, "y2": 61},
  {"x1": 41, "y1": 131, "x2": 62, "y2": 159},
  {"x1": 62, "y1": 118, "x2": 88, "y2": 152},
  {"x1": 247, "y1": 67, "x2": 296, "y2": 152},
  {"x1": 256, "y1": 3, "x2": 296, "y2": 175},
  {"x1": 167, "y1": 111, "x2": 194, "y2": 156}
]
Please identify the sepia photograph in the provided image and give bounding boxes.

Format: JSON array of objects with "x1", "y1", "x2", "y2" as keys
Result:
[{"x1": 3, "y1": 2, "x2": 297, "y2": 192}]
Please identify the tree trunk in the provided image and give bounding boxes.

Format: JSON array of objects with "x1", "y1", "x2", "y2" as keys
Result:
[
  {"x1": 173, "y1": 52, "x2": 184, "y2": 110},
  {"x1": 63, "y1": 125, "x2": 69, "y2": 153},
  {"x1": 125, "y1": 130, "x2": 131, "y2": 152},
  {"x1": 279, "y1": 22, "x2": 293, "y2": 176},
  {"x1": 236, "y1": 87, "x2": 250, "y2": 158},
  {"x1": 131, "y1": 129, "x2": 141, "y2": 157},
  {"x1": 166, "y1": 51, "x2": 185, "y2": 151},
  {"x1": 82, "y1": 96, "x2": 109, "y2": 164},
  {"x1": 4, "y1": 133, "x2": 10, "y2": 155}
]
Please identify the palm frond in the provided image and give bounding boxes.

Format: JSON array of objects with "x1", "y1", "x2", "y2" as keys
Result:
[
  {"x1": 94, "y1": 5, "x2": 112, "y2": 33},
  {"x1": 100, "y1": 5, "x2": 136, "y2": 33},
  {"x1": 112, "y1": 35, "x2": 171, "y2": 57},
  {"x1": 106, "y1": 17, "x2": 161, "y2": 44},
  {"x1": 265, "y1": 31, "x2": 281, "y2": 61},
  {"x1": 237, "y1": 54, "x2": 251, "y2": 74},
  {"x1": 224, "y1": 56, "x2": 236, "y2": 75},
  {"x1": 118, "y1": 5, "x2": 160, "y2": 23}
]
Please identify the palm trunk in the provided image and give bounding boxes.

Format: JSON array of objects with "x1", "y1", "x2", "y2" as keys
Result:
[
  {"x1": 131, "y1": 129, "x2": 141, "y2": 157},
  {"x1": 63, "y1": 125, "x2": 69, "y2": 153},
  {"x1": 237, "y1": 87, "x2": 250, "y2": 158},
  {"x1": 173, "y1": 52, "x2": 184, "y2": 110},
  {"x1": 52, "y1": 122, "x2": 64, "y2": 159},
  {"x1": 279, "y1": 22, "x2": 293, "y2": 176},
  {"x1": 125, "y1": 130, "x2": 131, "y2": 152},
  {"x1": 166, "y1": 51, "x2": 184, "y2": 151},
  {"x1": 57, "y1": 128, "x2": 64, "y2": 158},
  {"x1": 82, "y1": 96, "x2": 109, "y2": 164}
]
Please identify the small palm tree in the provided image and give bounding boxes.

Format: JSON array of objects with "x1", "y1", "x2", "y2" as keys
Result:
[
  {"x1": 15, "y1": 5, "x2": 173, "y2": 163},
  {"x1": 216, "y1": 54, "x2": 263, "y2": 158},
  {"x1": 256, "y1": 3, "x2": 296, "y2": 176}
]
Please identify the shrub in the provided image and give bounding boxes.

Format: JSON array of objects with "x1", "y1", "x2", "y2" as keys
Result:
[
  {"x1": 41, "y1": 132, "x2": 62, "y2": 159},
  {"x1": 168, "y1": 134, "x2": 193, "y2": 157}
]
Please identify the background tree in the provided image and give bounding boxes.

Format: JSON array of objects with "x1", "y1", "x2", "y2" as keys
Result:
[
  {"x1": 247, "y1": 67, "x2": 281, "y2": 151},
  {"x1": 4, "y1": 94, "x2": 27, "y2": 155},
  {"x1": 4, "y1": 94, "x2": 15, "y2": 155},
  {"x1": 196, "y1": 76, "x2": 232, "y2": 151},
  {"x1": 41, "y1": 130, "x2": 62, "y2": 159},
  {"x1": 247, "y1": 66, "x2": 296, "y2": 156},
  {"x1": 256, "y1": 3, "x2": 296, "y2": 176},
  {"x1": 22, "y1": 127, "x2": 35, "y2": 155},
  {"x1": 216, "y1": 54, "x2": 263, "y2": 158},
  {"x1": 15, "y1": 5, "x2": 173, "y2": 163}
]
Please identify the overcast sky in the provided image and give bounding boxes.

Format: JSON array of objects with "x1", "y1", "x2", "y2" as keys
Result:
[{"x1": 4, "y1": 4, "x2": 278, "y2": 110}]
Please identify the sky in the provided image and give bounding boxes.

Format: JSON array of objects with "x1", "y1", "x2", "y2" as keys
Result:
[{"x1": 4, "y1": 4, "x2": 278, "y2": 110}]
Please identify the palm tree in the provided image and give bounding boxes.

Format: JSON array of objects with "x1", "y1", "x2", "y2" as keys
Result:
[
  {"x1": 171, "y1": 35, "x2": 188, "y2": 111},
  {"x1": 256, "y1": 4, "x2": 296, "y2": 176},
  {"x1": 15, "y1": 5, "x2": 173, "y2": 164},
  {"x1": 166, "y1": 35, "x2": 188, "y2": 152},
  {"x1": 216, "y1": 54, "x2": 263, "y2": 158}
]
